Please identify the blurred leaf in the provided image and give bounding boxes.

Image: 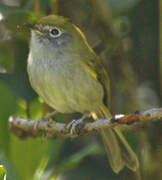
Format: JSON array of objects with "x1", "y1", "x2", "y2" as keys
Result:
[
  {"x1": 32, "y1": 139, "x2": 65, "y2": 180},
  {"x1": 0, "y1": 149, "x2": 19, "y2": 180},
  {"x1": 29, "y1": 98, "x2": 44, "y2": 119},
  {"x1": 0, "y1": 165, "x2": 6, "y2": 180},
  {"x1": 10, "y1": 136, "x2": 51, "y2": 180},
  {"x1": 0, "y1": 81, "x2": 17, "y2": 153},
  {"x1": 52, "y1": 144, "x2": 101, "y2": 177},
  {"x1": 33, "y1": 158, "x2": 48, "y2": 180},
  {"x1": 15, "y1": 97, "x2": 43, "y2": 119}
]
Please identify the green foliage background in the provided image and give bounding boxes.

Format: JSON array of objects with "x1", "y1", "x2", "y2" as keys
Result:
[{"x1": 0, "y1": 0, "x2": 161, "y2": 180}]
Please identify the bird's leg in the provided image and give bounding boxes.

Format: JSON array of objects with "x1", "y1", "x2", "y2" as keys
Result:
[
  {"x1": 34, "y1": 111, "x2": 57, "y2": 129},
  {"x1": 67, "y1": 113, "x2": 90, "y2": 135}
]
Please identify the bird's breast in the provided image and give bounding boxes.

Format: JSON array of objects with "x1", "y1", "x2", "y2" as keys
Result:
[{"x1": 27, "y1": 51, "x2": 104, "y2": 113}]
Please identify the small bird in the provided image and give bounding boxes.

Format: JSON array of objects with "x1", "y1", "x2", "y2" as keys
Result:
[{"x1": 27, "y1": 15, "x2": 139, "y2": 173}]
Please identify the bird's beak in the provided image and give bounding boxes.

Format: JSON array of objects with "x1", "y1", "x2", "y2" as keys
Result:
[{"x1": 25, "y1": 23, "x2": 43, "y2": 35}]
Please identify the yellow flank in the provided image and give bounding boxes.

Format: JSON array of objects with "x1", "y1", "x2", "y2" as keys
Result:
[{"x1": 79, "y1": 60, "x2": 98, "y2": 80}]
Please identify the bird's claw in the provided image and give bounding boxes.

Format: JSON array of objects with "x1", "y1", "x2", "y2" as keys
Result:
[{"x1": 67, "y1": 118, "x2": 85, "y2": 135}]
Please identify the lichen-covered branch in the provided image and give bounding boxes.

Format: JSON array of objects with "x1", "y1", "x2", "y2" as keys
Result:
[{"x1": 8, "y1": 108, "x2": 162, "y2": 139}]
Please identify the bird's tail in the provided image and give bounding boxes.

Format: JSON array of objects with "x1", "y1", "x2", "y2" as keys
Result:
[{"x1": 94, "y1": 104, "x2": 139, "y2": 173}]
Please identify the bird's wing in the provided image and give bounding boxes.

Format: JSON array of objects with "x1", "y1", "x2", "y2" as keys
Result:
[{"x1": 79, "y1": 51, "x2": 111, "y2": 106}]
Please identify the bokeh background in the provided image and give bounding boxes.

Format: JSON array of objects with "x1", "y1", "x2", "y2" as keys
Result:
[{"x1": 0, "y1": 0, "x2": 161, "y2": 180}]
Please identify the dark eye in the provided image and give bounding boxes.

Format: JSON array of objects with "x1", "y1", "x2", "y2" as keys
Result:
[{"x1": 50, "y1": 28, "x2": 61, "y2": 37}]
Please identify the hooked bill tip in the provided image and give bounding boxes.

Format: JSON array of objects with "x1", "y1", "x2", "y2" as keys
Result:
[{"x1": 24, "y1": 23, "x2": 42, "y2": 34}]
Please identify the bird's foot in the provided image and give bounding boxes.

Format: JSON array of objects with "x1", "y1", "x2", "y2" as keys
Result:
[
  {"x1": 67, "y1": 118, "x2": 85, "y2": 135},
  {"x1": 34, "y1": 111, "x2": 57, "y2": 129}
]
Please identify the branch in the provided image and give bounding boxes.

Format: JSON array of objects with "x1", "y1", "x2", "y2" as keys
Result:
[{"x1": 8, "y1": 108, "x2": 162, "y2": 139}]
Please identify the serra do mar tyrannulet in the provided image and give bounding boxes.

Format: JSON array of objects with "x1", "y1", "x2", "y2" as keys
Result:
[{"x1": 27, "y1": 15, "x2": 139, "y2": 173}]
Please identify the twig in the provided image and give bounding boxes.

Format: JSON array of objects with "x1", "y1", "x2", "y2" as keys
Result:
[{"x1": 8, "y1": 108, "x2": 162, "y2": 139}]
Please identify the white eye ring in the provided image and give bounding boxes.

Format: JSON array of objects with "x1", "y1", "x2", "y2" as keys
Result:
[{"x1": 50, "y1": 27, "x2": 62, "y2": 38}]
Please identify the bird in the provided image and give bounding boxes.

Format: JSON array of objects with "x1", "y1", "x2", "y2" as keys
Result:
[{"x1": 27, "y1": 15, "x2": 139, "y2": 173}]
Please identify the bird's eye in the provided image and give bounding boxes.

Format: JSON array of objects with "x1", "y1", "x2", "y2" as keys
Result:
[{"x1": 50, "y1": 28, "x2": 61, "y2": 37}]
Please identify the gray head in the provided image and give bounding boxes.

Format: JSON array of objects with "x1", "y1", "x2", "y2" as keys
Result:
[{"x1": 27, "y1": 15, "x2": 88, "y2": 53}]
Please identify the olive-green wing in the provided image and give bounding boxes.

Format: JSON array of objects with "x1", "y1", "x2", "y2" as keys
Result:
[{"x1": 79, "y1": 50, "x2": 111, "y2": 106}]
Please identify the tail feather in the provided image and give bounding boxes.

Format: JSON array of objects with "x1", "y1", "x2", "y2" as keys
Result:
[
  {"x1": 95, "y1": 104, "x2": 139, "y2": 173},
  {"x1": 101, "y1": 129, "x2": 124, "y2": 173},
  {"x1": 114, "y1": 127, "x2": 139, "y2": 171}
]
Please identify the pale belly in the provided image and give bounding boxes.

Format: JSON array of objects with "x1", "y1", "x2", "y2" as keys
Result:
[{"x1": 28, "y1": 55, "x2": 104, "y2": 113}]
